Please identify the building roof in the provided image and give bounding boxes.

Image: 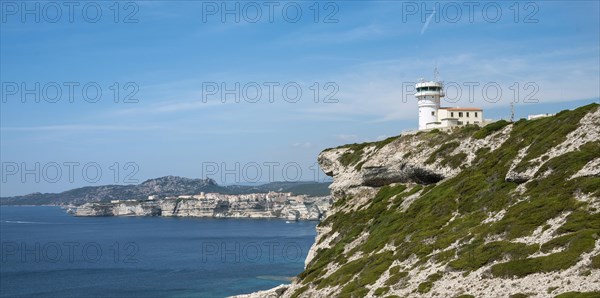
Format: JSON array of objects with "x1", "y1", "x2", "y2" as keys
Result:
[{"x1": 440, "y1": 107, "x2": 483, "y2": 111}]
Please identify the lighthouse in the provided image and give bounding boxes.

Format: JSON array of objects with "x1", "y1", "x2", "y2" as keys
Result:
[
  {"x1": 415, "y1": 80, "x2": 444, "y2": 130},
  {"x1": 414, "y1": 73, "x2": 484, "y2": 130}
]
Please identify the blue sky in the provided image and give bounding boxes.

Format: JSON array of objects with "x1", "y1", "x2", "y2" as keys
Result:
[{"x1": 1, "y1": 1, "x2": 599, "y2": 196}]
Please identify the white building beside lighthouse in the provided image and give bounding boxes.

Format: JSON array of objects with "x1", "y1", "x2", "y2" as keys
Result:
[{"x1": 416, "y1": 79, "x2": 484, "y2": 130}]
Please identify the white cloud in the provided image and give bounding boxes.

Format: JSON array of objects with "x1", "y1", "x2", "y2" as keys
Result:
[
  {"x1": 115, "y1": 99, "x2": 222, "y2": 116},
  {"x1": 420, "y1": 9, "x2": 436, "y2": 35},
  {"x1": 297, "y1": 46, "x2": 599, "y2": 122}
]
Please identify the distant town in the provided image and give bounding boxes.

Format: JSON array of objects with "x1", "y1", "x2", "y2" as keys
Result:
[{"x1": 74, "y1": 191, "x2": 332, "y2": 221}]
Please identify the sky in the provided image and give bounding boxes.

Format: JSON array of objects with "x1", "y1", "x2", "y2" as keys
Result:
[{"x1": 1, "y1": 1, "x2": 599, "y2": 196}]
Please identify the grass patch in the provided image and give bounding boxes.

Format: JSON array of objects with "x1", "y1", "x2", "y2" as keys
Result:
[
  {"x1": 417, "y1": 272, "x2": 442, "y2": 294},
  {"x1": 491, "y1": 230, "x2": 597, "y2": 278},
  {"x1": 449, "y1": 241, "x2": 538, "y2": 271},
  {"x1": 336, "y1": 136, "x2": 402, "y2": 169},
  {"x1": 374, "y1": 287, "x2": 390, "y2": 296},
  {"x1": 289, "y1": 285, "x2": 308, "y2": 298},
  {"x1": 339, "y1": 144, "x2": 368, "y2": 168},
  {"x1": 590, "y1": 254, "x2": 600, "y2": 269},
  {"x1": 384, "y1": 269, "x2": 408, "y2": 286},
  {"x1": 426, "y1": 141, "x2": 460, "y2": 164},
  {"x1": 442, "y1": 152, "x2": 468, "y2": 168},
  {"x1": 375, "y1": 136, "x2": 401, "y2": 149},
  {"x1": 473, "y1": 120, "x2": 510, "y2": 139},
  {"x1": 513, "y1": 104, "x2": 598, "y2": 172}
]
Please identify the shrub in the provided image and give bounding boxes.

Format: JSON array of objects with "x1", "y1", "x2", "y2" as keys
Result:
[
  {"x1": 491, "y1": 230, "x2": 597, "y2": 278},
  {"x1": 426, "y1": 141, "x2": 460, "y2": 164},
  {"x1": 442, "y1": 152, "x2": 468, "y2": 168},
  {"x1": 289, "y1": 285, "x2": 308, "y2": 298},
  {"x1": 417, "y1": 272, "x2": 443, "y2": 294},
  {"x1": 450, "y1": 241, "x2": 538, "y2": 271},
  {"x1": 374, "y1": 287, "x2": 390, "y2": 296},
  {"x1": 385, "y1": 270, "x2": 408, "y2": 286},
  {"x1": 473, "y1": 120, "x2": 510, "y2": 139}
]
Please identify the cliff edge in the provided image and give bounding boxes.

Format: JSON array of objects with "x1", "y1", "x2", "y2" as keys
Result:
[{"x1": 237, "y1": 103, "x2": 600, "y2": 298}]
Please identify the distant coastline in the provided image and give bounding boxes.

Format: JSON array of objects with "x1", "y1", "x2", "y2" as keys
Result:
[
  {"x1": 0, "y1": 176, "x2": 332, "y2": 206},
  {"x1": 72, "y1": 192, "x2": 331, "y2": 221}
]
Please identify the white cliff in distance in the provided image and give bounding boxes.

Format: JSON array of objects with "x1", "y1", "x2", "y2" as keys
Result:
[{"x1": 75, "y1": 192, "x2": 331, "y2": 221}]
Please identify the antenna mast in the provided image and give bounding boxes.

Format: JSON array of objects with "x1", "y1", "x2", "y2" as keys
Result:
[
  {"x1": 433, "y1": 66, "x2": 439, "y2": 82},
  {"x1": 510, "y1": 102, "x2": 515, "y2": 122}
]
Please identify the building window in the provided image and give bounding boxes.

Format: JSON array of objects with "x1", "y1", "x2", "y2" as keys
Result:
[
  {"x1": 431, "y1": 111, "x2": 435, "y2": 116},
  {"x1": 467, "y1": 112, "x2": 470, "y2": 117},
  {"x1": 459, "y1": 112, "x2": 463, "y2": 117},
  {"x1": 451, "y1": 112, "x2": 454, "y2": 117},
  {"x1": 475, "y1": 112, "x2": 478, "y2": 117}
]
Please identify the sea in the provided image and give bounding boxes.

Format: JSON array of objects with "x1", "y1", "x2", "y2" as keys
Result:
[{"x1": 0, "y1": 206, "x2": 318, "y2": 297}]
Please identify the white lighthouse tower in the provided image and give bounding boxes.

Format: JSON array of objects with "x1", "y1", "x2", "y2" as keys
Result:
[{"x1": 415, "y1": 78, "x2": 444, "y2": 130}]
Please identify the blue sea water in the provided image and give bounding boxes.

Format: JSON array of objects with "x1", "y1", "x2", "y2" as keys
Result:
[{"x1": 0, "y1": 206, "x2": 317, "y2": 297}]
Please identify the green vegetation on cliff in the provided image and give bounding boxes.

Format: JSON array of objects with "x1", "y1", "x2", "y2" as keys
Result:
[
  {"x1": 295, "y1": 104, "x2": 600, "y2": 297},
  {"x1": 336, "y1": 136, "x2": 401, "y2": 170}
]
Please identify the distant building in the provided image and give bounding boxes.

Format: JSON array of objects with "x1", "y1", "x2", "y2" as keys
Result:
[
  {"x1": 528, "y1": 113, "x2": 555, "y2": 120},
  {"x1": 416, "y1": 79, "x2": 484, "y2": 130},
  {"x1": 148, "y1": 195, "x2": 159, "y2": 200}
]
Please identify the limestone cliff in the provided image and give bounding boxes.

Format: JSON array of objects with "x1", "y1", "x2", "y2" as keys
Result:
[
  {"x1": 75, "y1": 193, "x2": 331, "y2": 221},
  {"x1": 239, "y1": 103, "x2": 600, "y2": 297}
]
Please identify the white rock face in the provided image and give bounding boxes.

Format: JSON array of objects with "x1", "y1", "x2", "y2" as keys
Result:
[
  {"x1": 512, "y1": 211, "x2": 571, "y2": 245},
  {"x1": 75, "y1": 194, "x2": 331, "y2": 220},
  {"x1": 506, "y1": 107, "x2": 600, "y2": 182},
  {"x1": 75, "y1": 204, "x2": 113, "y2": 216},
  {"x1": 112, "y1": 202, "x2": 161, "y2": 216},
  {"x1": 319, "y1": 124, "x2": 511, "y2": 202},
  {"x1": 572, "y1": 158, "x2": 600, "y2": 179}
]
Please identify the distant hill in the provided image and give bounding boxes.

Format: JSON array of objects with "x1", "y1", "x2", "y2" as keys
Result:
[{"x1": 0, "y1": 176, "x2": 331, "y2": 206}]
